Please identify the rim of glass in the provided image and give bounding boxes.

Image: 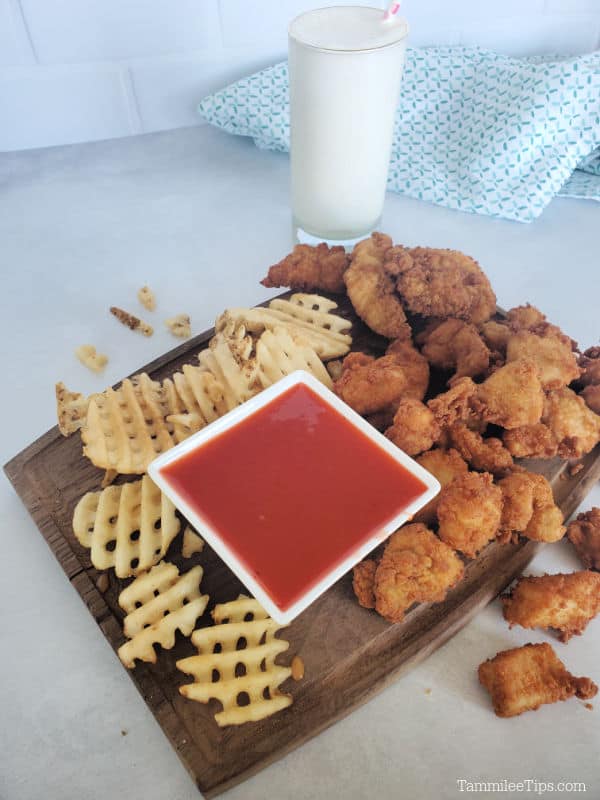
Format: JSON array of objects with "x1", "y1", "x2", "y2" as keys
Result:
[{"x1": 288, "y1": 6, "x2": 409, "y2": 54}]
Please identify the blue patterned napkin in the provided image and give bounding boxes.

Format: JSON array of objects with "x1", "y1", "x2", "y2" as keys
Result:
[{"x1": 199, "y1": 47, "x2": 600, "y2": 223}]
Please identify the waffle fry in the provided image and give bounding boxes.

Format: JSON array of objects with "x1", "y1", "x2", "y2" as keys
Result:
[
  {"x1": 75, "y1": 344, "x2": 108, "y2": 373},
  {"x1": 177, "y1": 597, "x2": 293, "y2": 727},
  {"x1": 256, "y1": 327, "x2": 333, "y2": 390},
  {"x1": 182, "y1": 527, "x2": 205, "y2": 558},
  {"x1": 56, "y1": 381, "x2": 90, "y2": 436},
  {"x1": 138, "y1": 285, "x2": 156, "y2": 311},
  {"x1": 165, "y1": 314, "x2": 191, "y2": 338},
  {"x1": 216, "y1": 293, "x2": 352, "y2": 360},
  {"x1": 110, "y1": 306, "x2": 153, "y2": 336},
  {"x1": 117, "y1": 562, "x2": 209, "y2": 668},
  {"x1": 72, "y1": 475, "x2": 180, "y2": 577}
]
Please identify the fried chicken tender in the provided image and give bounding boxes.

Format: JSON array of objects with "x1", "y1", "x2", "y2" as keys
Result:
[
  {"x1": 568, "y1": 507, "x2": 600, "y2": 571},
  {"x1": 542, "y1": 386, "x2": 600, "y2": 459},
  {"x1": 472, "y1": 360, "x2": 544, "y2": 430},
  {"x1": 420, "y1": 318, "x2": 490, "y2": 382},
  {"x1": 352, "y1": 559, "x2": 378, "y2": 609},
  {"x1": 334, "y1": 352, "x2": 407, "y2": 416},
  {"x1": 479, "y1": 319, "x2": 511, "y2": 355},
  {"x1": 388, "y1": 246, "x2": 497, "y2": 325},
  {"x1": 581, "y1": 384, "x2": 600, "y2": 415},
  {"x1": 414, "y1": 448, "x2": 469, "y2": 524},
  {"x1": 497, "y1": 470, "x2": 565, "y2": 544},
  {"x1": 386, "y1": 339, "x2": 430, "y2": 401},
  {"x1": 448, "y1": 421, "x2": 513, "y2": 475},
  {"x1": 260, "y1": 242, "x2": 349, "y2": 293},
  {"x1": 502, "y1": 571, "x2": 600, "y2": 642},
  {"x1": 436, "y1": 472, "x2": 503, "y2": 558},
  {"x1": 373, "y1": 524, "x2": 464, "y2": 623},
  {"x1": 502, "y1": 423, "x2": 559, "y2": 459},
  {"x1": 344, "y1": 233, "x2": 411, "y2": 340},
  {"x1": 579, "y1": 346, "x2": 600, "y2": 386},
  {"x1": 427, "y1": 377, "x2": 478, "y2": 429},
  {"x1": 478, "y1": 642, "x2": 597, "y2": 718},
  {"x1": 385, "y1": 398, "x2": 441, "y2": 456},
  {"x1": 506, "y1": 330, "x2": 581, "y2": 389}
]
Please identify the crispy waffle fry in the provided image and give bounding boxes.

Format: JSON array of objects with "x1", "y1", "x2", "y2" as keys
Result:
[
  {"x1": 117, "y1": 562, "x2": 209, "y2": 668},
  {"x1": 101, "y1": 469, "x2": 118, "y2": 488},
  {"x1": 216, "y1": 293, "x2": 352, "y2": 360},
  {"x1": 138, "y1": 285, "x2": 156, "y2": 311},
  {"x1": 110, "y1": 306, "x2": 153, "y2": 336},
  {"x1": 182, "y1": 527, "x2": 205, "y2": 558},
  {"x1": 72, "y1": 475, "x2": 180, "y2": 577},
  {"x1": 75, "y1": 344, "x2": 108, "y2": 373},
  {"x1": 165, "y1": 314, "x2": 191, "y2": 338},
  {"x1": 256, "y1": 327, "x2": 333, "y2": 389},
  {"x1": 56, "y1": 381, "x2": 90, "y2": 436},
  {"x1": 177, "y1": 597, "x2": 293, "y2": 727}
]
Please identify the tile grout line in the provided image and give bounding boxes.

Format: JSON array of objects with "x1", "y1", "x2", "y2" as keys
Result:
[{"x1": 10, "y1": 0, "x2": 38, "y2": 63}]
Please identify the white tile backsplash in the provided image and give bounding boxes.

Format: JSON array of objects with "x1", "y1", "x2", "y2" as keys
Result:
[
  {"x1": 0, "y1": 0, "x2": 598, "y2": 151},
  {"x1": 0, "y1": 65, "x2": 136, "y2": 151},
  {"x1": 19, "y1": 0, "x2": 221, "y2": 62}
]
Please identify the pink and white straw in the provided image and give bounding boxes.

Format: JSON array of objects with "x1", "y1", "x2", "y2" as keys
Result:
[{"x1": 383, "y1": 2, "x2": 402, "y2": 21}]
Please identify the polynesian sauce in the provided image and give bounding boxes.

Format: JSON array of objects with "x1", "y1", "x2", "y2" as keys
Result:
[{"x1": 162, "y1": 383, "x2": 426, "y2": 612}]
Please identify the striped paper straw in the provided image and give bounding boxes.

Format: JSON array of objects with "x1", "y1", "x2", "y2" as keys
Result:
[{"x1": 383, "y1": 2, "x2": 402, "y2": 21}]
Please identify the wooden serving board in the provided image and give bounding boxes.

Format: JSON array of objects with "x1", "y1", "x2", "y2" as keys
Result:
[{"x1": 5, "y1": 294, "x2": 600, "y2": 798}]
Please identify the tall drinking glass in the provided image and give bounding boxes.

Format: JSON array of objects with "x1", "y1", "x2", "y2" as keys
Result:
[{"x1": 289, "y1": 6, "x2": 408, "y2": 246}]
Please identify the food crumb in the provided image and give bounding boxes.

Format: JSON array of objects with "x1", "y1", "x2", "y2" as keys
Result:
[
  {"x1": 291, "y1": 656, "x2": 305, "y2": 681},
  {"x1": 96, "y1": 573, "x2": 109, "y2": 593},
  {"x1": 424, "y1": 688, "x2": 432, "y2": 695},
  {"x1": 569, "y1": 462, "x2": 584, "y2": 476},
  {"x1": 559, "y1": 472, "x2": 569, "y2": 481},
  {"x1": 138, "y1": 285, "x2": 156, "y2": 311},
  {"x1": 585, "y1": 703, "x2": 593, "y2": 711},
  {"x1": 121, "y1": 729, "x2": 128, "y2": 736}
]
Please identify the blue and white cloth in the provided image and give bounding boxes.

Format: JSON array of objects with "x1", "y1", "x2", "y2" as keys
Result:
[{"x1": 199, "y1": 47, "x2": 600, "y2": 223}]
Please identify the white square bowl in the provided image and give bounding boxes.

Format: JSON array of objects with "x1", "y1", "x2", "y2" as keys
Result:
[{"x1": 149, "y1": 370, "x2": 440, "y2": 625}]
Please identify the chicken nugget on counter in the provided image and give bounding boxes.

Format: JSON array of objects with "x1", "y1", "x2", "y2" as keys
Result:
[
  {"x1": 261, "y1": 242, "x2": 350, "y2": 293},
  {"x1": 568, "y1": 507, "x2": 600, "y2": 571}
]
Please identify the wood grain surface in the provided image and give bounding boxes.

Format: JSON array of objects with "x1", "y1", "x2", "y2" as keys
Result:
[{"x1": 5, "y1": 294, "x2": 600, "y2": 797}]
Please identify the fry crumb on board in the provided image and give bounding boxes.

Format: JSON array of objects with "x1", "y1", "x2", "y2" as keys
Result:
[
  {"x1": 291, "y1": 656, "x2": 305, "y2": 681},
  {"x1": 165, "y1": 313, "x2": 192, "y2": 339},
  {"x1": 570, "y1": 463, "x2": 584, "y2": 476},
  {"x1": 138, "y1": 285, "x2": 156, "y2": 311},
  {"x1": 75, "y1": 344, "x2": 108, "y2": 373},
  {"x1": 96, "y1": 573, "x2": 109, "y2": 593},
  {"x1": 110, "y1": 306, "x2": 153, "y2": 336}
]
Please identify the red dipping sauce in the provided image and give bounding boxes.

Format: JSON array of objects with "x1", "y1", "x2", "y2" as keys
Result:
[{"x1": 160, "y1": 382, "x2": 427, "y2": 613}]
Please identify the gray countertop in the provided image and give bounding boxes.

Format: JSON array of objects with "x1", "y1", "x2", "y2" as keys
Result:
[{"x1": 1, "y1": 125, "x2": 599, "y2": 800}]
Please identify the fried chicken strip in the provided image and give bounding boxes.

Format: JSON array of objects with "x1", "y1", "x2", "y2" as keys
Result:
[
  {"x1": 261, "y1": 242, "x2": 350, "y2": 293},
  {"x1": 568, "y1": 507, "x2": 600, "y2": 571},
  {"x1": 502, "y1": 571, "x2": 600, "y2": 642},
  {"x1": 373, "y1": 523, "x2": 464, "y2": 623},
  {"x1": 436, "y1": 472, "x2": 503, "y2": 558},
  {"x1": 478, "y1": 642, "x2": 597, "y2": 718}
]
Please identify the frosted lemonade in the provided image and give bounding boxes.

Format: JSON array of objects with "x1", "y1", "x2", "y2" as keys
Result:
[{"x1": 289, "y1": 6, "x2": 408, "y2": 244}]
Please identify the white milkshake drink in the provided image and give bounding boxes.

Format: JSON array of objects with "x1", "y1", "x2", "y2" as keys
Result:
[{"x1": 289, "y1": 6, "x2": 408, "y2": 244}]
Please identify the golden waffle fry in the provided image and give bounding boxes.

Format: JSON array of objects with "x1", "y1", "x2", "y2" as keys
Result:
[
  {"x1": 182, "y1": 527, "x2": 205, "y2": 558},
  {"x1": 255, "y1": 327, "x2": 333, "y2": 390},
  {"x1": 117, "y1": 562, "x2": 209, "y2": 669},
  {"x1": 75, "y1": 344, "x2": 108, "y2": 373},
  {"x1": 56, "y1": 381, "x2": 90, "y2": 436},
  {"x1": 138, "y1": 285, "x2": 156, "y2": 311},
  {"x1": 177, "y1": 597, "x2": 293, "y2": 727},
  {"x1": 165, "y1": 314, "x2": 191, "y2": 338},
  {"x1": 216, "y1": 293, "x2": 352, "y2": 360},
  {"x1": 72, "y1": 475, "x2": 180, "y2": 577}
]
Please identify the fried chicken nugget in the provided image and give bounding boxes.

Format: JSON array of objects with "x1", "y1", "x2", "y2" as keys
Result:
[
  {"x1": 388, "y1": 246, "x2": 497, "y2": 325},
  {"x1": 542, "y1": 386, "x2": 600, "y2": 459},
  {"x1": 386, "y1": 339, "x2": 430, "y2": 401},
  {"x1": 479, "y1": 319, "x2": 511, "y2": 355},
  {"x1": 567, "y1": 507, "x2": 600, "y2": 571},
  {"x1": 448, "y1": 421, "x2": 513, "y2": 475},
  {"x1": 502, "y1": 571, "x2": 600, "y2": 642},
  {"x1": 260, "y1": 242, "x2": 349, "y2": 293},
  {"x1": 502, "y1": 423, "x2": 559, "y2": 459},
  {"x1": 478, "y1": 642, "x2": 597, "y2": 718},
  {"x1": 373, "y1": 523, "x2": 464, "y2": 623},
  {"x1": 581, "y1": 384, "x2": 600, "y2": 415},
  {"x1": 497, "y1": 470, "x2": 565, "y2": 544},
  {"x1": 427, "y1": 377, "x2": 478, "y2": 429},
  {"x1": 579, "y1": 346, "x2": 600, "y2": 386},
  {"x1": 436, "y1": 472, "x2": 503, "y2": 558},
  {"x1": 334, "y1": 352, "x2": 407, "y2": 416},
  {"x1": 352, "y1": 559, "x2": 378, "y2": 609},
  {"x1": 385, "y1": 398, "x2": 441, "y2": 456},
  {"x1": 472, "y1": 360, "x2": 544, "y2": 430},
  {"x1": 420, "y1": 318, "x2": 490, "y2": 382},
  {"x1": 344, "y1": 233, "x2": 411, "y2": 340},
  {"x1": 506, "y1": 330, "x2": 581, "y2": 390},
  {"x1": 414, "y1": 448, "x2": 469, "y2": 524}
]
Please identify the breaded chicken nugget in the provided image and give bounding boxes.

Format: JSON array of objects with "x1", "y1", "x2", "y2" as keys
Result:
[
  {"x1": 478, "y1": 642, "x2": 597, "y2": 717},
  {"x1": 427, "y1": 377, "x2": 478, "y2": 429},
  {"x1": 334, "y1": 352, "x2": 407, "y2": 416},
  {"x1": 261, "y1": 242, "x2": 349, "y2": 293},
  {"x1": 436, "y1": 472, "x2": 503, "y2": 558},
  {"x1": 386, "y1": 339, "x2": 430, "y2": 401},
  {"x1": 373, "y1": 524, "x2": 464, "y2": 623},
  {"x1": 385, "y1": 398, "x2": 441, "y2": 456},
  {"x1": 352, "y1": 559, "x2": 378, "y2": 609},
  {"x1": 344, "y1": 233, "x2": 411, "y2": 340},
  {"x1": 448, "y1": 421, "x2": 513, "y2": 475},
  {"x1": 506, "y1": 330, "x2": 580, "y2": 390},
  {"x1": 497, "y1": 471, "x2": 564, "y2": 544},
  {"x1": 472, "y1": 360, "x2": 544, "y2": 430},
  {"x1": 414, "y1": 448, "x2": 469, "y2": 524},
  {"x1": 542, "y1": 386, "x2": 600, "y2": 459},
  {"x1": 502, "y1": 422, "x2": 559, "y2": 459},
  {"x1": 420, "y1": 318, "x2": 490, "y2": 382},
  {"x1": 502, "y1": 571, "x2": 600, "y2": 642},
  {"x1": 567, "y1": 507, "x2": 600, "y2": 571}
]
